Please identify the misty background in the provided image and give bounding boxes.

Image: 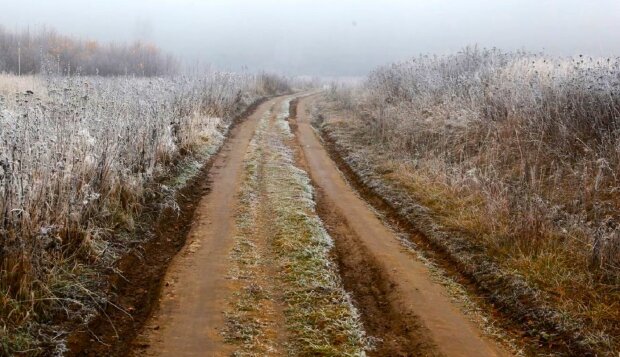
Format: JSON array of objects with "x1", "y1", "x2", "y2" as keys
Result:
[{"x1": 1, "y1": 0, "x2": 619, "y2": 76}]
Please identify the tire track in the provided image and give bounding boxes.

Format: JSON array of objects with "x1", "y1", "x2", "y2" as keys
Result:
[
  {"x1": 132, "y1": 98, "x2": 283, "y2": 356},
  {"x1": 291, "y1": 94, "x2": 511, "y2": 357}
]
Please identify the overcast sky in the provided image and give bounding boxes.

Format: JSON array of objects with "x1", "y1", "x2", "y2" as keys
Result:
[{"x1": 1, "y1": 0, "x2": 619, "y2": 76}]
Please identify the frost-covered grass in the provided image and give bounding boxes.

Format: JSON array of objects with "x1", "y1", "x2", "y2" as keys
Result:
[
  {"x1": 261, "y1": 99, "x2": 368, "y2": 356},
  {"x1": 0, "y1": 74, "x2": 46, "y2": 98},
  {"x1": 0, "y1": 72, "x2": 288, "y2": 354},
  {"x1": 224, "y1": 108, "x2": 281, "y2": 356},
  {"x1": 223, "y1": 99, "x2": 368, "y2": 356},
  {"x1": 328, "y1": 47, "x2": 620, "y2": 354}
]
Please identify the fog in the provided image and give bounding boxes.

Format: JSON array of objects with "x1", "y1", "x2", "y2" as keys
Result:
[{"x1": 1, "y1": 0, "x2": 619, "y2": 76}]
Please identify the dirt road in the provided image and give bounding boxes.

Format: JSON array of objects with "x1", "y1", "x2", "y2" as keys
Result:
[
  {"x1": 130, "y1": 93, "x2": 511, "y2": 356},
  {"x1": 132, "y1": 98, "x2": 285, "y2": 356}
]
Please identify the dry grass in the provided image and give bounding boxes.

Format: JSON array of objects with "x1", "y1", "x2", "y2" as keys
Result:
[
  {"x1": 327, "y1": 47, "x2": 620, "y2": 355},
  {"x1": 0, "y1": 74, "x2": 45, "y2": 98},
  {"x1": 0, "y1": 72, "x2": 289, "y2": 354}
]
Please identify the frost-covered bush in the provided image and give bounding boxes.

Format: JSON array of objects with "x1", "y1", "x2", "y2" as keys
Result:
[{"x1": 338, "y1": 47, "x2": 620, "y2": 275}]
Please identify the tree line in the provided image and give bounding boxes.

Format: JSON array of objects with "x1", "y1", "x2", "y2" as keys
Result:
[{"x1": 0, "y1": 26, "x2": 179, "y2": 76}]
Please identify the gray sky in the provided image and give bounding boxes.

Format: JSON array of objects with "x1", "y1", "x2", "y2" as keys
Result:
[{"x1": 1, "y1": 0, "x2": 619, "y2": 76}]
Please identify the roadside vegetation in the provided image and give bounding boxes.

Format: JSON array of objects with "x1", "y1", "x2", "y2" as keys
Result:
[
  {"x1": 325, "y1": 47, "x2": 620, "y2": 355},
  {"x1": 0, "y1": 72, "x2": 289, "y2": 355}
]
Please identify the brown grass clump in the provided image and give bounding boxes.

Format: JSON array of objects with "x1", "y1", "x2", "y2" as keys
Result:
[{"x1": 326, "y1": 47, "x2": 620, "y2": 355}]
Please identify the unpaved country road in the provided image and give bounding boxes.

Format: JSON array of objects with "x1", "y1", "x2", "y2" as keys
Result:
[{"x1": 130, "y1": 93, "x2": 511, "y2": 356}]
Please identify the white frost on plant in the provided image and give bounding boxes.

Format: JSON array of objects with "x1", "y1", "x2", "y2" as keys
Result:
[{"x1": 275, "y1": 98, "x2": 293, "y2": 136}]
